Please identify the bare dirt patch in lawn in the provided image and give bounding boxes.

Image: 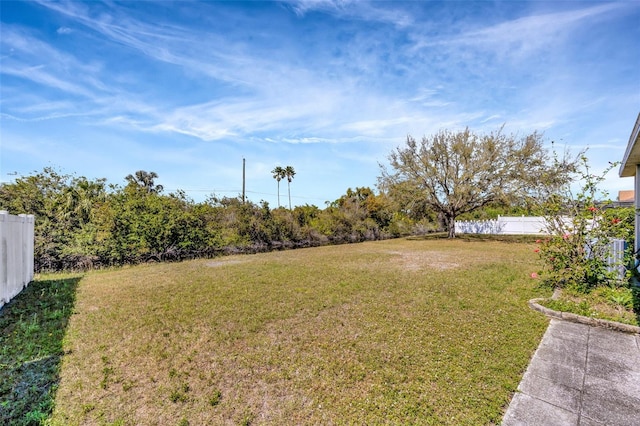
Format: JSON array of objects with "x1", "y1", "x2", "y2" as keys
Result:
[
  {"x1": 387, "y1": 250, "x2": 461, "y2": 271},
  {"x1": 206, "y1": 259, "x2": 247, "y2": 268}
]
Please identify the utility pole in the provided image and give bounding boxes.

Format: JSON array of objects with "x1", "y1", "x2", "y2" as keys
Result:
[{"x1": 242, "y1": 158, "x2": 246, "y2": 204}]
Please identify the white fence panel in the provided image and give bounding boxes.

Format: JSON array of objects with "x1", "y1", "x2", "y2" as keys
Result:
[
  {"x1": 456, "y1": 219, "x2": 500, "y2": 234},
  {"x1": 606, "y1": 239, "x2": 627, "y2": 277},
  {"x1": 0, "y1": 211, "x2": 35, "y2": 310},
  {"x1": 456, "y1": 216, "x2": 568, "y2": 236},
  {"x1": 456, "y1": 216, "x2": 629, "y2": 280},
  {"x1": 497, "y1": 216, "x2": 547, "y2": 235}
]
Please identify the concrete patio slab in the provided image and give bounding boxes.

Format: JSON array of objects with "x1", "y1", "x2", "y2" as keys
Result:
[{"x1": 502, "y1": 319, "x2": 640, "y2": 426}]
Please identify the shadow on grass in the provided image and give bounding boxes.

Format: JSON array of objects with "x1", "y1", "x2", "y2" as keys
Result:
[{"x1": 0, "y1": 276, "x2": 82, "y2": 425}]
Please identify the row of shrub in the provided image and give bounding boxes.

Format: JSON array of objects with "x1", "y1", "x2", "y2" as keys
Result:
[{"x1": 0, "y1": 168, "x2": 437, "y2": 271}]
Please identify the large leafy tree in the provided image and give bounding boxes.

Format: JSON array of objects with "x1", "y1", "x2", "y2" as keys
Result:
[{"x1": 379, "y1": 127, "x2": 575, "y2": 238}]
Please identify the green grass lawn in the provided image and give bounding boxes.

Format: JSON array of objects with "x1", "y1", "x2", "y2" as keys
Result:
[
  {"x1": 1, "y1": 275, "x2": 81, "y2": 425},
  {"x1": 6, "y1": 238, "x2": 551, "y2": 425}
]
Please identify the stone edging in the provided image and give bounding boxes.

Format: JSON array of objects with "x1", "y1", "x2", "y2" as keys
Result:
[{"x1": 529, "y1": 298, "x2": 640, "y2": 335}]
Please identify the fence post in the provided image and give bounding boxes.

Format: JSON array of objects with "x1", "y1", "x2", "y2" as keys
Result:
[
  {"x1": 0, "y1": 211, "x2": 8, "y2": 308},
  {"x1": 19, "y1": 214, "x2": 28, "y2": 289},
  {"x1": 10, "y1": 213, "x2": 19, "y2": 306},
  {"x1": 27, "y1": 215, "x2": 34, "y2": 283}
]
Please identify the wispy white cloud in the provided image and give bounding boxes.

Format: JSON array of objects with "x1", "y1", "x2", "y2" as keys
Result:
[
  {"x1": 24, "y1": 1, "x2": 375, "y2": 142},
  {"x1": 12, "y1": 100, "x2": 77, "y2": 114},
  {"x1": 481, "y1": 115, "x2": 502, "y2": 124},
  {"x1": 33, "y1": 0, "x2": 263, "y2": 88},
  {"x1": 2, "y1": 63, "x2": 94, "y2": 98},
  {"x1": 411, "y1": 2, "x2": 625, "y2": 58},
  {"x1": 12, "y1": 0, "x2": 634, "y2": 150},
  {"x1": 0, "y1": 111, "x2": 96, "y2": 123},
  {"x1": 11, "y1": 1, "x2": 417, "y2": 147},
  {"x1": 0, "y1": 26, "x2": 112, "y2": 115},
  {"x1": 282, "y1": 0, "x2": 413, "y2": 27},
  {"x1": 2, "y1": 0, "x2": 638, "y2": 205}
]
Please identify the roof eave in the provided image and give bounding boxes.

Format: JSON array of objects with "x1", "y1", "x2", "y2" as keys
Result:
[{"x1": 619, "y1": 112, "x2": 640, "y2": 178}]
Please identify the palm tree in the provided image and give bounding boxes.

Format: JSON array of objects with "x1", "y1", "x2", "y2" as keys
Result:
[
  {"x1": 125, "y1": 170, "x2": 163, "y2": 194},
  {"x1": 271, "y1": 166, "x2": 285, "y2": 207},
  {"x1": 58, "y1": 177, "x2": 106, "y2": 226},
  {"x1": 284, "y1": 166, "x2": 295, "y2": 210}
]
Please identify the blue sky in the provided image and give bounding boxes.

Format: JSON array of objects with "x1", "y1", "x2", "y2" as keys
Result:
[{"x1": 1, "y1": 1, "x2": 639, "y2": 207}]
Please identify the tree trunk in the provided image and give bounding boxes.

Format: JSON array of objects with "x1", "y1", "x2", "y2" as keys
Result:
[{"x1": 447, "y1": 214, "x2": 456, "y2": 238}]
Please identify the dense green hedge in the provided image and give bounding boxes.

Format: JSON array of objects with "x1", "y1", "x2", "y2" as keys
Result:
[{"x1": 0, "y1": 169, "x2": 422, "y2": 271}]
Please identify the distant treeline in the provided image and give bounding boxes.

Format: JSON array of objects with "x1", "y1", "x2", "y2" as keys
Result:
[{"x1": 0, "y1": 168, "x2": 437, "y2": 272}]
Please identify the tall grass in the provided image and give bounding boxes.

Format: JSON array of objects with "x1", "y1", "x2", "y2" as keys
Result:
[{"x1": 49, "y1": 238, "x2": 549, "y2": 425}]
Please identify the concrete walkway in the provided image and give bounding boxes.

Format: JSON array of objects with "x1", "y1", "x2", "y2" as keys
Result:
[{"x1": 502, "y1": 319, "x2": 640, "y2": 425}]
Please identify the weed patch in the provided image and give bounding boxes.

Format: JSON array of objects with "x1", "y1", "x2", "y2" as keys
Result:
[{"x1": 539, "y1": 286, "x2": 638, "y2": 326}]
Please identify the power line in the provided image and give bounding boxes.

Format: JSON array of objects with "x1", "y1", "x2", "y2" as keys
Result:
[
  {"x1": 163, "y1": 188, "x2": 241, "y2": 193},
  {"x1": 162, "y1": 188, "x2": 330, "y2": 202}
]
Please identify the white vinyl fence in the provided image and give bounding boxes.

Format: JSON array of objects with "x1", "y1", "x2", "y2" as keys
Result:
[
  {"x1": 0, "y1": 211, "x2": 35, "y2": 310},
  {"x1": 602, "y1": 238, "x2": 628, "y2": 277},
  {"x1": 456, "y1": 216, "x2": 628, "y2": 279},
  {"x1": 455, "y1": 216, "x2": 550, "y2": 235}
]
